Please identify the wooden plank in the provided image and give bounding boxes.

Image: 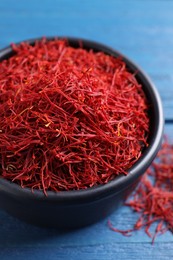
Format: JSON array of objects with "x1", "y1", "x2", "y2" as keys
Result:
[
  {"x1": 0, "y1": 126, "x2": 172, "y2": 258},
  {"x1": 0, "y1": 0, "x2": 173, "y2": 259},
  {"x1": 1, "y1": 243, "x2": 173, "y2": 260},
  {"x1": 0, "y1": 0, "x2": 172, "y2": 119}
]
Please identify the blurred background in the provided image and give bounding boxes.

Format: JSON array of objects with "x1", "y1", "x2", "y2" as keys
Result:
[
  {"x1": 1, "y1": 0, "x2": 173, "y2": 119},
  {"x1": 0, "y1": 0, "x2": 173, "y2": 259}
]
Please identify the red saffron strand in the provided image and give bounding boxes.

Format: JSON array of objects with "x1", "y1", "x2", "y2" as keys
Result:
[
  {"x1": 0, "y1": 38, "x2": 149, "y2": 194},
  {"x1": 108, "y1": 138, "x2": 173, "y2": 244}
]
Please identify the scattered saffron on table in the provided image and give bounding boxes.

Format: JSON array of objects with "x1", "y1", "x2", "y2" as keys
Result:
[
  {"x1": 0, "y1": 38, "x2": 149, "y2": 194},
  {"x1": 108, "y1": 139, "x2": 173, "y2": 243}
]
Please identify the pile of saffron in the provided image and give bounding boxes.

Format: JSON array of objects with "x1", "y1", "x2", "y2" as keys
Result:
[
  {"x1": 0, "y1": 39, "x2": 149, "y2": 194},
  {"x1": 108, "y1": 140, "x2": 173, "y2": 243}
]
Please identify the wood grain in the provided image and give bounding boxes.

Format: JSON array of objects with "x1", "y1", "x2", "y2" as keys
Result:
[
  {"x1": 0, "y1": 0, "x2": 173, "y2": 119},
  {"x1": 0, "y1": 0, "x2": 173, "y2": 259}
]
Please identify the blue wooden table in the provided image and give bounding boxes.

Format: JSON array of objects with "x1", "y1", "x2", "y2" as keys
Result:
[{"x1": 0, "y1": 0, "x2": 173, "y2": 259}]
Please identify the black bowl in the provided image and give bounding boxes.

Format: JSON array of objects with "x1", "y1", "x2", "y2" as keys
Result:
[{"x1": 0, "y1": 37, "x2": 164, "y2": 228}]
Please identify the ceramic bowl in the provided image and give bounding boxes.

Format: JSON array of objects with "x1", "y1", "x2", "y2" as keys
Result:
[{"x1": 0, "y1": 37, "x2": 164, "y2": 228}]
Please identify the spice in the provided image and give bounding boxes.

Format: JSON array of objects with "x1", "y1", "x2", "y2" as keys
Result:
[
  {"x1": 108, "y1": 138, "x2": 173, "y2": 243},
  {"x1": 0, "y1": 38, "x2": 149, "y2": 194}
]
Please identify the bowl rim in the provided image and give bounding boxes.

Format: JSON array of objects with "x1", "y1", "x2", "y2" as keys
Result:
[{"x1": 0, "y1": 37, "x2": 164, "y2": 203}]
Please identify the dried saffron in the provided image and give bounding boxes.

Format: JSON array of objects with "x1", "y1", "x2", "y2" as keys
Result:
[
  {"x1": 108, "y1": 138, "x2": 173, "y2": 244},
  {"x1": 0, "y1": 38, "x2": 149, "y2": 194}
]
